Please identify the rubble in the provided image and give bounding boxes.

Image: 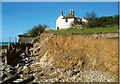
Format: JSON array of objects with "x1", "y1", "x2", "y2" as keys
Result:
[
  {"x1": 0, "y1": 33, "x2": 118, "y2": 83},
  {"x1": 0, "y1": 48, "x2": 34, "y2": 83},
  {"x1": 20, "y1": 33, "x2": 118, "y2": 82}
]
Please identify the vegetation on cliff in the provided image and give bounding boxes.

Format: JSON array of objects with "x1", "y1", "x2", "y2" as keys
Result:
[
  {"x1": 27, "y1": 24, "x2": 49, "y2": 37},
  {"x1": 83, "y1": 12, "x2": 118, "y2": 28},
  {"x1": 72, "y1": 11, "x2": 119, "y2": 28},
  {"x1": 53, "y1": 25, "x2": 118, "y2": 34}
]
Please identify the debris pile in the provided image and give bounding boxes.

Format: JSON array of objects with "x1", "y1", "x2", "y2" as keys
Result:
[
  {"x1": 0, "y1": 33, "x2": 118, "y2": 83},
  {"x1": 21, "y1": 33, "x2": 118, "y2": 82},
  {"x1": 0, "y1": 49, "x2": 34, "y2": 83}
]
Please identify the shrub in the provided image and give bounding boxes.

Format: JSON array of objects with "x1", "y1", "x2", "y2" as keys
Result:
[{"x1": 27, "y1": 24, "x2": 49, "y2": 37}]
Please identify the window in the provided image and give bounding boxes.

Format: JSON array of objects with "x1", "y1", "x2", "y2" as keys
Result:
[
  {"x1": 65, "y1": 19, "x2": 68, "y2": 22},
  {"x1": 57, "y1": 27, "x2": 59, "y2": 30}
]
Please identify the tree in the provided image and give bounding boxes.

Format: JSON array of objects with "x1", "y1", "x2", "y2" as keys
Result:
[
  {"x1": 97, "y1": 15, "x2": 118, "y2": 27},
  {"x1": 70, "y1": 21, "x2": 82, "y2": 28},
  {"x1": 27, "y1": 24, "x2": 48, "y2": 37},
  {"x1": 83, "y1": 11, "x2": 118, "y2": 28},
  {"x1": 85, "y1": 11, "x2": 98, "y2": 28},
  {"x1": 113, "y1": 15, "x2": 119, "y2": 25}
]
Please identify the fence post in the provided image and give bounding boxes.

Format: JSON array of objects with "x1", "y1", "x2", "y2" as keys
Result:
[
  {"x1": 7, "y1": 37, "x2": 11, "y2": 52},
  {"x1": 15, "y1": 37, "x2": 17, "y2": 43}
]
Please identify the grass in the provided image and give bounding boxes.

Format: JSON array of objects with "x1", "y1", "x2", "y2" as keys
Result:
[{"x1": 52, "y1": 25, "x2": 119, "y2": 34}]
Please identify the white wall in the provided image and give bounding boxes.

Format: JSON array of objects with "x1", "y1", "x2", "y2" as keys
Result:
[
  {"x1": 62, "y1": 18, "x2": 74, "y2": 29},
  {"x1": 81, "y1": 18, "x2": 88, "y2": 23},
  {"x1": 56, "y1": 16, "x2": 74, "y2": 30},
  {"x1": 56, "y1": 15, "x2": 64, "y2": 30}
]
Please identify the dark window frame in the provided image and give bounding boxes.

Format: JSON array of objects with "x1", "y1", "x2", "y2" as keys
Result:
[{"x1": 65, "y1": 19, "x2": 68, "y2": 22}]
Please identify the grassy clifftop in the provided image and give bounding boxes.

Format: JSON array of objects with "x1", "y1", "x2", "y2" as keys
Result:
[{"x1": 52, "y1": 25, "x2": 118, "y2": 34}]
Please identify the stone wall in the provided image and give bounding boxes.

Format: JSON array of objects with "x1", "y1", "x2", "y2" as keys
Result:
[{"x1": 18, "y1": 37, "x2": 35, "y2": 43}]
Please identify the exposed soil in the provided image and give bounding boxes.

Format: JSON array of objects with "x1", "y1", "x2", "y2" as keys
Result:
[{"x1": 21, "y1": 33, "x2": 118, "y2": 82}]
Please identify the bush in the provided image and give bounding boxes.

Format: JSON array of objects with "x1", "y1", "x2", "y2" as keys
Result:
[
  {"x1": 85, "y1": 11, "x2": 97, "y2": 28},
  {"x1": 27, "y1": 24, "x2": 49, "y2": 37},
  {"x1": 83, "y1": 12, "x2": 118, "y2": 28}
]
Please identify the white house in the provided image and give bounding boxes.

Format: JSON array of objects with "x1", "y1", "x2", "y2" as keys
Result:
[
  {"x1": 56, "y1": 9, "x2": 87, "y2": 30},
  {"x1": 81, "y1": 17, "x2": 88, "y2": 23}
]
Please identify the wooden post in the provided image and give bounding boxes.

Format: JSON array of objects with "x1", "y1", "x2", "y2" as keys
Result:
[
  {"x1": 4, "y1": 55, "x2": 7, "y2": 64},
  {"x1": 15, "y1": 76, "x2": 35, "y2": 84},
  {"x1": 1, "y1": 71, "x2": 22, "y2": 84},
  {"x1": 1, "y1": 74, "x2": 20, "y2": 84},
  {"x1": 9, "y1": 37, "x2": 11, "y2": 43},
  {"x1": 15, "y1": 37, "x2": 17, "y2": 43},
  {"x1": 7, "y1": 37, "x2": 11, "y2": 53},
  {"x1": 26, "y1": 46, "x2": 29, "y2": 55},
  {"x1": 7, "y1": 43, "x2": 10, "y2": 54},
  {"x1": 1, "y1": 54, "x2": 7, "y2": 64}
]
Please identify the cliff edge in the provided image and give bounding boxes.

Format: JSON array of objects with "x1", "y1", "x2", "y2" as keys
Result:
[{"x1": 21, "y1": 33, "x2": 118, "y2": 82}]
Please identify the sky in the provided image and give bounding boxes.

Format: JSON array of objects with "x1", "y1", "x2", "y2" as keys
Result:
[
  {"x1": 2, "y1": 0, "x2": 119, "y2": 2},
  {"x1": 2, "y1": 2, "x2": 119, "y2": 42},
  {"x1": 0, "y1": 2, "x2": 2, "y2": 42}
]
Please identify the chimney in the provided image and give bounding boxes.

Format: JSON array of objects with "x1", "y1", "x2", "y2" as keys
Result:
[
  {"x1": 60, "y1": 10, "x2": 63, "y2": 16},
  {"x1": 70, "y1": 9, "x2": 74, "y2": 16}
]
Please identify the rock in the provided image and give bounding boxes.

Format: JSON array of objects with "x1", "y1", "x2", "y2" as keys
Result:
[
  {"x1": 40, "y1": 73, "x2": 44, "y2": 76},
  {"x1": 10, "y1": 33, "x2": 118, "y2": 82},
  {"x1": 74, "y1": 25, "x2": 84, "y2": 29},
  {"x1": 0, "y1": 71, "x2": 4, "y2": 81},
  {"x1": 71, "y1": 70, "x2": 80, "y2": 76},
  {"x1": 22, "y1": 66, "x2": 30, "y2": 74}
]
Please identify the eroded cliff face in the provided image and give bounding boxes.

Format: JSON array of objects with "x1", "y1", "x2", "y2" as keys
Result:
[{"x1": 21, "y1": 33, "x2": 118, "y2": 82}]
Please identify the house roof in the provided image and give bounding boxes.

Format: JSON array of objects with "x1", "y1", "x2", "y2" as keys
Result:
[
  {"x1": 63, "y1": 13, "x2": 75, "y2": 19},
  {"x1": 18, "y1": 33, "x2": 32, "y2": 37},
  {"x1": 63, "y1": 14, "x2": 81, "y2": 20}
]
